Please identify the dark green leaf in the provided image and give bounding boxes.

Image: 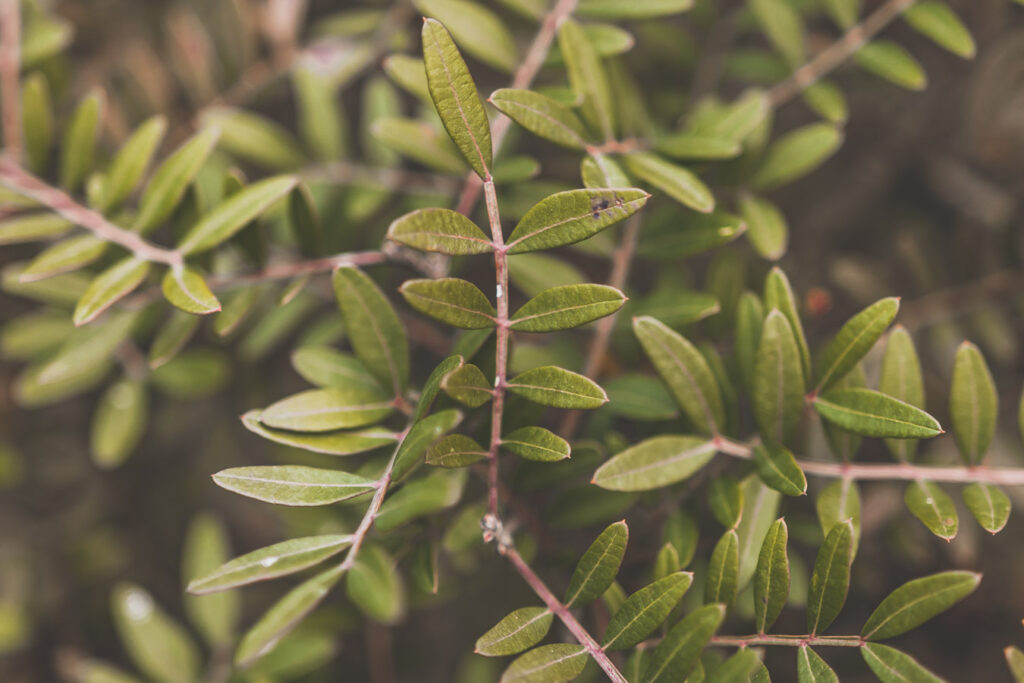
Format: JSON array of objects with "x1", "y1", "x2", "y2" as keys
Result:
[
  {"x1": 813, "y1": 388, "x2": 943, "y2": 439},
  {"x1": 603, "y1": 573, "x2": 692, "y2": 650},
  {"x1": 502, "y1": 426, "x2": 570, "y2": 462},
  {"x1": 412, "y1": 354, "x2": 464, "y2": 422},
  {"x1": 707, "y1": 650, "x2": 762, "y2": 683},
  {"x1": 287, "y1": 184, "x2": 322, "y2": 256},
  {"x1": 387, "y1": 208, "x2": 493, "y2": 255},
  {"x1": 962, "y1": 482, "x2": 1010, "y2": 534},
  {"x1": 736, "y1": 291, "x2": 764, "y2": 391},
  {"x1": 754, "y1": 518, "x2": 790, "y2": 633},
  {"x1": 752, "y1": 123, "x2": 843, "y2": 190},
  {"x1": 375, "y1": 469, "x2": 466, "y2": 531},
  {"x1": 581, "y1": 154, "x2": 631, "y2": 188},
  {"x1": 752, "y1": 309, "x2": 805, "y2": 444},
  {"x1": 510, "y1": 284, "x2": 625, "y2": 332},
  {"x1": 426, "y1": 434, "x2": 487, "y2": 468},
  {"x1": 815, "y1": 297, "x2": 899, "y2": 392},
  {"x1": 905, "y1": 480, "x2": 958, "y2": 541},
  {"x1": 416, "y1": 0, "x2": 517, "y2": 72},
  {"x1": 400, "y1": 278, "x2": 496, "y2": 329},
  {"x1": 441, "y1": 361, "x2": 492, "y2": 407},
  {"x1": 797, "y1": 646, "x2": 838, "y2": 683},
  {"x1": 642, "y1": 604, "x2": 725, "y2": 683},
  {"x1": 593, "y1": 435, "x2": 715, "y2": 492},
  {"x1": 949, "y1": 341, "x2": 997, "y2": 465},
  {"x1": 475, "y1": 607, "x2": 553, "y2": 657},
  {"x1": 623, "y1": 152, "x2": 714, "y2": 213},
  {"x1": 862, "y1": 571, "x2": 980, "y2": 641},
  {"x1": 259, "y1": 387, "x2": 392, "y2": 432},
  {"x1": 559, "y1": 18, "x2": 614, "y2": 140},
  {"x1": 603, "y1": 374, "x2": 678, "y2": 421},
  {"x1": 709, "y1": 476, "x2": 743, "y2": 528},
  {"x1": 816, "y1": 478, "x2": 862, "y2": 552},
  {"x1": 212, "y1": 466, "x2": 376, "y2": 506},
  {"x1": 506, "y1": 188, "x2": 649, "y2": 254},
  {"x1": 392, "y1": 408, "x2": 463, "y2": 481},
  {"x1": 861, "y1": 643, "x2": 943, "y2": 683},
  {"x1": 806, "y1": 520, "x2": 854, "y2": 635},
  {"x1": 704, "y1": 529, "x2": 739, "y2": 605},
  {"x1": 490, "y1": 88, "x2": 589, "y2": 149},
  {"x1": 21, "y1": 73, "x2": 53, "y2": 174},
  {"x1": 500, "y1": 644, "x2": 587, "y2": 683},
  {"x1": 764, "y1": 268, "x2": 810, "y2": 380},
  {"x1": 507, "y1": 366, "x2": 607, "y2": 409},
  {"x1": 753, "y1": 443, "x2": 806, "y2": 496},
  {"x1": 879, "y1": 326, "x2": 925, "y2": 462},
  {"x1": 565, "y1": 520, "x2": 628, "y2": 607}
]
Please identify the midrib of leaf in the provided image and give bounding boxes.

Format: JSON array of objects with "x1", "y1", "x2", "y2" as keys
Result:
[
  {"x1": 502, "y1": 438, "x2": 562, "y2": 456},
  {"x1": 403, "y1": 289, "x2": 497, "y2": 321},
  {"x1": 506, "y1": 195, "x2": 645, "y2": 249},
  {"x1": 605, "y1": 588, "x2": 676, "y2": 649},
  {"x1": 495, "y1": 97, "x2": 587, "y2": 148},
  {"x1": 194, "y1": 536, "x2": 352, "y2": 586},
  {"x1": 426, "y1": 28, "x2": 489, "y2": 177},
  {"x1": 566, "y1": 536, "x2": 619, "y2": 606},
  {"x1": 911, "y1": 482, "x2": 951, "y2": 534},
  {"x1": 817, "y1": 397, "x2": 936, "y2": 431},
  {"x1": 597, "y1": 441, "x2": 715, "y2": 483},
  {"x1": 772, "y1": 337, "x2": 785, "y2": 442},
  {"x1": 509, "y1": 648, "x2": 585, "y2": 679},
  {"x1": 270, "y1": 401, "x2": 392, "y2": 418},
  {"x1": 965, "y1": 365, "x2": 982, "y2": 460},
  {"x1": 507, "y1": 382, "x2": 599, "y2": 401},
  {"x1": 170, "y1": 268, "x2": 207, "y2": 308},
  {"x1": 513, "y1": 299, "x2": 615, "y2": 324},
  {"x1": 397, "y1": 229, "x2": 492, "y2": 247},
  {"x1": 756, "y1": 526, "x2": 781, "y2": 633},
  {"x1": 863, "y1": 646, "x2": 915, "y2": 683},
  {"x1": 219, "y1": 473, "x2": 371, "y2": 488},
  {"x1": 809, "y1": 531, "x2": 845, "y2": 635},
  {"x1": 648, "y1": 330, "x2": 719, "y2": 434},
  {"x1": 863, "y1": 580, "x2": 971, "y2": 640},
  {"x1": 480, "y1": 609, "x2": 551, "y2": 651}
]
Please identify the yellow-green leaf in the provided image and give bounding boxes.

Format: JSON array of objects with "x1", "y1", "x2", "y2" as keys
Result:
[
  {"x1": 134, "y1": 127, "x2": 220, "y2": 234},
  {"x1": 861, "y1": 571, "x2": 980, "y2": 641},
  {"x1": 905, "y1": 480, "x2": 958, "y2": 541},
  {"x1": 161, "y1": 266, "x2": 221, "y2": 315},
  {"x1": 593, "y1": 435, "x2": 715, "y2": 492},
  {"x1": 510, "y1": 284, "x2": 625, "y2": 332},
  {"x1": 259, "y1": 387, "x2": 392, "y2": 432},
  {"x1": 400, "y1": 278, "x2": 496, "y2": 329},
  {"x1": 752, "y1": 123, "x2": 843, "y2": 190},
  {"x1": 212, "y1": 465, "x2": 376, "y2": 506},
  {"x1": 73, "y1": 257, "x2": 151, "y2": 326},
  {"x1": 903, "y1": 1, "x2": 975, "y2": 58},
  {"x1": 387, "y1": 208, "x2": 493, "y2": 255},
  {"x1": 506, "y1": 188, "x2": 649, "y2": 254},
  {"x1": 623, "y1": 152, "x2": 714, "y2": 213},
  {"x1": 807, "y1": 520, "x2": 854, "y2": 635},
  {"x1": 949, "y1": 341, "x2": 997, "y2": 466},
  {"x1": 476, "y1": 607, "x2": 553, "y2": 657},
  {"x1": 507, "y1": 366, "x2": 607, "y2": 409},
  {"x1": 565, "y1": 520, "x2": 628, "y2": 607},
  {"x1": 855, "y1": 41, "x2": 927, "y2": 91},
  {"x1": 177, "y1": 175, "x2": 297, "y2": 255},
  {"x1": 813, "y1": 388, "x2": 943, "y2": 439}
]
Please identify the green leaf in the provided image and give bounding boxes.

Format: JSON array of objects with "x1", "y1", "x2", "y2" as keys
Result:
[
  {"x1": 821, "y1": 0, "x2": 860, "y2": 29},
  {"x1": 593, "y1": 436, "x2": 715, "y2": 492},
  {"x1": 188, "y1": 535, "x2": 353, "y2": 594},
  {"x1": 623, "y1": 152, "x2": 714, "y2": 212},
  {"x1": 400, "y1": 278, "x2": 496, "y2": 329},
  {"x1": 565, "y1": 520, "x2": 628, "y2": 607},
  {"x1": 813, "y1": 388, "x2": 943, "y2": 439},
  {"x1": 764, "y1": 268, "x2": 810, "y2": 381},
  {"x1": 333, "y1": 266, "x2": 410, "y2": 395},
  {"x1": 506, "y1": 188, "x2": 649, "y2": 254},
  {"x1": 214, "y1": 286, "x2": 260, "y2": 337},
  {"x1": 387, "y1": 208, "x2": 493, "y2": 255},
  {"x1": 806, "y1": 520, "x2": 854, "y2": 635},
  {"x1": 21, "y1": 234, "x2": 107, "y2": 281},
  {"x1": 415, "y1": 355, "x2": 466, "y2": 425},
  {"x1": 69, "y1": 657, "x2": 144, "y2": 682},
  {"x1": 559, "y1": 18, "x2": 615, "y2": 140},
  {"x1": 739, "y1": 193, "x2": 787, "y2": 260},
  {"x1": 441, "y1": 362, "x2": 493, "y2": 407},
  {"x1": 962, "y1": 482, "x2": 1010, "y2": 534},
  {"x1": 736, "y1": 291, "x2": 764, "y2": 391},
  {"x1": 577, "y1": 0, "x2": 694, "y2": 18},
  {"x1": 476, "y1": 607, "x2": 553, "y2": 657},
  {"x1": 879, "y1": 326, "x2": 925, "y2": 462},
  {"x1": 489, "y1": 88, "x2": 589, "y2": 149},
  {"x1": 375, "y1": 469, "x2": 466, "y2": 531},
  {"x1": 507, "y1": 366, "x2": 607, "y2": 409},
  {"x1": 73, "y1": 257, "x2": 151, "y2": 326},
  {"x1": 235, "y1": 565, "x2": 344, "y2": 667},
  {"x1": 797, "y1": 646, "x2": 838, "y2": 683},
  {"x1": 291, "y1": 346, "x2": 383, "y2": 394},
  {"x1": 0, "y1": 212, "x2": 71, "y2": 245},
  {"x1": 709, "y1": 476, "x2": 743, "y2": 528},
  {"x1": 692, "y1": 89, "x2": 771, "y2": 143},
  {"x1": 750, "y1": 0, "x2": 806, "y2": 67},
  {"x1": 642, "y1": 604, "x2": 725, "y2": 683},
  {"x1": 91, "y1": 379, "x2": 147, "y2": 469},
  {"x1": 134, "y1": 127, "x2": 220, "y2": 234},
  {"x1": 161, "y1": 266, "x2": 221, "y2": 315},
  {"x1": 654, "y1": 133, "x2": 741, "y2": 161},
  {"x1": 754, "y1": 518, "x2": 790, "y2": 633},
  {"x1": 855, "y1": 41, "x2": 927, "y2": 90},
  {"x1": 416, "y1": 0, "x2": 517, "y2": 72},
  {"x1": 240, "y1": 411, "x2": 396, "y2": 456},
  {"x1": 60, "y1": 89, "x2": 102, "y2": 191},
  {"x1": 752, "y1": 123, "x2": 843, "y2": 190},
  {"x1": 707, "y1": 650, "x2": 762, "y2": 682},
  {"x1": 905, "y1": 480, "x2": 958, "y2": 541},
  {"x1": 98, "y1": 115, "x2": 167, "y2": 213},
  {"x1": 201, "y1": 107, "x2": 305, "y2": 170},
  {"x1": 752, "y1": 310, "x2": 805, "y2": 444},
  {"x1": 502, "y1": 426, "x2": 570, "y2": 462},
  {"x1": 370, "y1": 117, "x2": 466, "y2": 173},
  {"x1": 383, "y1": 53, "x2": 430, "y2": 101},
  {"x1": 904, "y1": 1, "x2": 975, "y2": 58},
  {"x1": 861, "y1": 643, "x2": 943, "y2": 683},
  {"x1": 509, "y1": 253, "x2": 586, "y2": 298},
  {"x1": 633, "y1": 316, "x2": 725, "y2": 435},
  {"x1": 111, "y1": 583, "x2": 201, "y2": 683},
  {"x1": 212, "y1": 465, "x2": 377, "y2": 506},
  {"x1": 949, "y1": 341, "x2": 997, "y2": 465},
  {"x1": 704, "y1": 529, "x2": 739, "y2": 605},
  {"x1": 861, "y1": 571, "x2": 980, "y2": 641},
  {"x1": 604, "y1": 573, "x2": 692, "y2": 651},
  {"x1": 500, "y1": 644, "x2": 587, "y2": 683},
  {"x1": 421, "y1": 18, "x2": 492, "y2": 178},
  {"x1": 510, "y1": 284, "x2": 625, "y2": 332},
  {"x1": 1005, "y1": 646, "x2": 1024, "y2": 683},
  {"x1": 147, "y1": 312, "x2": 199, "y2": 370},
  {"x1": 426, "y1": 434, "x2": 487, "y2": 468},
  {"x1": 581, "y1": 154, "x2": 631, "y2": 188},
  {"x1": 603, "y1": 374, "x2": 678, "y2": 421},
  {"x1": 815, "y1": 297, "x2": 899, "y2": 392},
  {"x1": 179, "y1": 175, "x2": 296, "y2": 255},
  {"x1": 260, "y1": 387, "x2": 392, "y2": 432},
  {"x1": 816, "y1": 478, "x2": 862, "y2": 552},
  {"x1": 388, "y1": 408, "x2": 461, "y2": 482},
  {"x1": 21, "y1": 73, "x2": 53, "y2": 174},
  {"x1": 803, "y1": 80, "x2": 849, "y2": 124},
  {"x1": 288, "y1": 184, "x2": 323, "y2": 257}
]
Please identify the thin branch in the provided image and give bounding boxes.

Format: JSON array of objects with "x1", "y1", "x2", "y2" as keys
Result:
[
  {"x1": 560, "y1": 214, "x2": 643, "y2": 440},
  {"x1": 715, "y1": 436, "x2": 1024, "y2": 486},
  {"x1": 0, "y1": 0, "x2": 20, "y2": 159},
  {"x1": 767, "y1": 0, "x2": 918, "y2": 108},
  {"x1": 711, "y1": 634, "x2": 864, "y2": 648},
  {"x1": 454, "y1": 0, "x2": 579, "y2": 216},
  {"x1": 484, "y1": 178, "x2": 510, "y2": 524},
  {"x1": 500, "y1": 544, "x2": 628, "y2": 683},
  {"x1": 206, "y1": 250, "x2": 390, "y2": 291},
  {"x1": 0, "y1": 157, "x2": 184, "y2": 266}
]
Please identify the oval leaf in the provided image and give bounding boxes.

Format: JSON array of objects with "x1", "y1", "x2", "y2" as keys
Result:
[
  {"x1": 753, "y1": 309, "x2": 805, "y2": 444},
  {"x1": 162, "y1": 266, "x2": 221, "y2": 315},
  {"x1": 387, "y1": 207, "x2": 493, "y2": 254},
  {"x1": 425, "y1": 433, "x2": 487, "y2": 468},
  {"x1": 704, "y1": 529, "x2": 739, "y2": 605},
  {"x1": 754, "y1": 518, "x2": 790, "y2": 633},
  {"x1": 643, "y1": 604, "x2": 725, "y2": 683},
  {"x1": 241, "y1": 410, "x2": 396, "y2": 456},
  {"x1": 400, "y1": 278, "x2": 496, "y2": 329},
  {"x1": 507, "y1": 366, "x2": 607, "y2": 409},
  {"x1": 501, "y1": 426, "x2": 570, "y2": 462},
  {"x1": 441, "y1": 362, "x2": 493, "y2": 407},
  {"x1": 260, "y1": 387, "x2": 392, "y2": 432},
  {"x1": 807, "y1": 520, "x2": 854, "y2": 635},
  {"x1": 752, "y1": 442, "x2": 807, "y2": 496},
  {"x1": 564, "y1": 520, "x2": 628, "y2": 607},
  {"x1": 593, "y1": 435, "x2": 715, "y2": 492},
  {"x1": 623, "y1": 152, "x2": 714, "y2": 212},
  {"x1": 861, "y1": 571, "x2": 981, "y2": 641},
  {"x1": 815, "y1": 297, "x2": 899, "y2": 392},
  {"x1": 212, "y1": 466, "x2": 377, "y2": 506},
  {"x1": 490, "y1": 88, "x2": 589, "y2": 149},
  {"x1": 73, "y1": 257, "x2": 151, "y2": 326},
  {"x1": 476, "y1": 607, "x2": 553, "y2": 657},
  {"x1": 134, "y1": 127, "x2": 220, "y2": 234},
  {"x1": 603, "y1": 572, "x2": 693, "y2": 650},
  {"x1": 814, "y1": 388, "x2": 943, "y2": 439},
  {"x1": 861, "y1": 643, "x2": 944, "y2": 683},
  {"x1": 506, "y1": 188, "x2": 649, "y2": 254},
  {"x1": 500, "y1": 643, "x2": 587, "y2": 683},
  {"x1": 879, "y1": 326, "x2": 925, "y2": 462},
  {"x1": 949, "y1": 341, "x2": 997, "y2": 466},
  {"x1": 752, "y1": 123, "x2": 843, "y2": 190},
  {"x1": 797, "y1": 646, "x2": 838, "y2": 683},
  {"x1": 962, "y1": 482, "x2": 1010, "y2": 534},
  {"x1": 510, "y1": 284, "x2": 625, "y2": 332},
  {"x1": 111, "y1": 583, "x2": 200, "y2": 683},
  {"x1": 904, "y1": 480, "x2": 958, "y2": 541}
]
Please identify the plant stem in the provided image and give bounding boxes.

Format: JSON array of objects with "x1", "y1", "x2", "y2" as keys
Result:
[
  {"x1": 0, "y1": 0, "x2": 19, "y2": 159},
  {"x1": 715, "y1": 436, "x2": 1024, "y2": 486},
  {"x1": 484, "y1": 178, "x2": 509, "y2": 522},
  {"x1": 768, "y1": 0, "x2": 918, "y2": 107},
  {"x1": 454, "y1": 0, "x2": 579, "y2": 216},
  {"x1": 560, "y1": 214, "x2": 643, "y2": 440},
  {"x1": 0, "y1": 157, "x2": 184, "y2": 266},
  {"x1": 711, "y1": 634, "x2": 865, "y2": 648},
  {"x1": 500, "y1": 544, "x2": 628, "y2": 683}
]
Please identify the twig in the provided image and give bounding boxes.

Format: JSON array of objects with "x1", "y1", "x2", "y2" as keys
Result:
[
  {"x1": 0, "y1": 157, "x2": 184, "y2": 266},
  {"x1": 714, "y1": 436, "x2": 1024, "y2": 486},
  {"x1": 711, "y1": 634, "x2": 864, "y2": 648},
  {"x1": 0, "y1": 0, "x2": 19, "y2": 159},
  {"x1": 484, "y1": 179, "x2": 510, "y2": 523},
  {"x1": 500, "y1": 544, "x2": 628, "y2": 683},
  {"x1": 559, "y1": 214, "x2": 643, "y2": 440},
  {"x1": 899, "y1": 270, "x2": 1024, "y2": 331},
  {"x1": 206, "y1": 250, "x2": 390, "y2": 291},
  {"x1": 454, "y1": 0, "x2": 579, "y2": 216},
  {"x1": 767, "y1": 0, "x2": 918, "y2": 108}
]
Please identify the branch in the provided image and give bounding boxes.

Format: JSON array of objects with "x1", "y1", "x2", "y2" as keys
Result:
[
  {"x1": 0, "y1": 0, "x2": 19, "y2": 159},
  {"x1": 0, "y1": 157, "x2": 184, "y2": 266},
  {"x1": 767, "y1": 0, "x2": 918, "y2": 108},
  {"x1": 454, "y1": 0, "x2": 579, "y2": 216},
  {"x1": 500, "y1": 544, "x2": 628, "y2": 683},
  {"x1": 715, "y1": 436, "x2": 1024, "y2": 486},
  {"x1": 711, "y1": 634, "x2": 864, "y2": 648},
  {"x1": 484, "y1": 178, "x2": 510, "y2": 524}
]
